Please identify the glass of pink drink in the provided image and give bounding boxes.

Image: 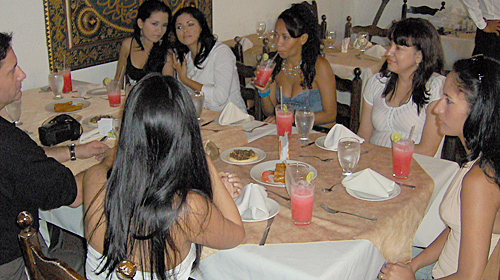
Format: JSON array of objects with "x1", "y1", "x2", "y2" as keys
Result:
[
  {"x1": 275, "y1": 104, "x2": 294, "y2": 136},
  {"x1": 106, "y1": 79, "x2": 121, "y2": 107},
  {"x1": 291, "y1": 179, "x2": 315, "y2": 226},
  {"x1": 392, "y1": 138, "x2": 414, "y2": 179},
  {"x1": 58, "y1": 68, "x2": 73, "y2": 93},
  {"x1": 254, "y1": 59, "x2": 276, "y2": 87}
]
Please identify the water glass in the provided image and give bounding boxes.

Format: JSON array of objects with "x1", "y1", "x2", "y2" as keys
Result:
[
  {"x1": 358, "y1": 32, "x2": 369, "y2": 53},
  {"x1": 337, "y1": 137, "x2": 360, "y2": 176},
  {"x1": 48, "y1": 72, "x2": 64, "y2": 100},
  {"x1": 295, "y1": 106, "x2": 314, "y2": 143},
  {"x1": 256, "y1": 21, "x2": 266, "y2": 39},
  {"x1": 325, "y1": 31, "x2": 336, "y2": 49},
  {"x1": 191, "y1": 91, "x2": 205, "y2": 121},
  {"x1": 5, "y1": 99, "x2": 23, "y2": 126}
]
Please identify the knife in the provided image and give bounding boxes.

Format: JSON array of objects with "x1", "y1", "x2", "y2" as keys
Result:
[
  {"x1": 201, "y1": 119, "x2": 214, "y2": 127},
  {"x1": 259, "y1": 217, "x2": 275, "y2": 246},
  {"x1": 300, "y1": 141, "x2": 315, "y2": 148}
]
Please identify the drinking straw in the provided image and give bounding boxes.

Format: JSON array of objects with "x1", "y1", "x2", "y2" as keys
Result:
[
  {"x1": 272, "y1": 51, "x2": 279, "y2": 61},
  {"x1": 280, "y1": 86, "x2": 283, "y2": 110},
  {"x1": 118, "y1": 66, "x2": 126, "y2": 87},
  {"x1": 63, "y1": 55, "x2": 66, "y2": 69},
  {"x1": 408, "y1": 125, "x2": 415, "y2": 140}
]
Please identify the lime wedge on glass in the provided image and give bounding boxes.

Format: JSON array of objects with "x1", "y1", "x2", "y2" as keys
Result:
[
  {"x1": 306, "y1": 171, "x2": 314, "y2": 183},
  {"x1": 391, "y1": 132, "x2": 402, "y2": 143},
  {"x1": 262, "y1": 53, "x2": 269, "y2": 61},
  {"x1": 103, "y1": 77, "x2": 111, "y2": 86},
  {"x1": 283, "y1": 104, "x2": 288, "y2": 113}
]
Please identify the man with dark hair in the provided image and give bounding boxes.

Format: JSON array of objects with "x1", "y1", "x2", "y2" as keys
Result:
[
  {"x1": 0, "y1": 32, "x2": 109, "y2": 279},
  {"x1": 461, "y1": 0, "x2": 500, "y2": 60}
]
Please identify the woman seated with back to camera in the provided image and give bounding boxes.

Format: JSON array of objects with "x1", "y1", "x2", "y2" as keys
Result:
[
  {"x1": 254, "y1": 4, "x2": 337, "y2": 126},
  {"x1": 357, "y1": 18, "x2": 445, "y2": 157},
  {"x1": 83, "y1": 74, "x2": 245, "y2": 280},
  {"x1": 114, "y1": 0, "x2": 174, "y2": 86}
]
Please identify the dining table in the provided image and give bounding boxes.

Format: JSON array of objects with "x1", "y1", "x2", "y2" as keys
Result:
[
  {"x1": 4, "y1": 81, "x2": 461, "y2": 279},
  {"x1": 440, "y1": 31, "x2": 475, "y2": 71}
]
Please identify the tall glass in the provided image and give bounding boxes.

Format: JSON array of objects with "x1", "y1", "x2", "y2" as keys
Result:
[
  {"x1": 289, "y1": 172, "x2": 315, "y2": 226},
  {"x1": 392, "y1": 138, "x2": 414, "y2": 178},
  {"x1": 358, "y1": 32, "x2": 369, "y2": 53},
  {"x1": 48, "y1": 72, "x2": 64, "y2": 100},
  {"x1": 275, "y1": 104, "x2": 293, "y2": 137},
  {"x1": 337, "y1": 137, "x2": 360, "y2": 177},
  {"x1": 106, "y1": 79, "x2": 121, "y2": 107},
  {"x1": 295, "y1": 106, "x2": 314, "y2": 143},
  {"x1": 58, "y1": 68, "x2": 73, "y2": 93},
  {"x1": 254, "y1": 58, "x2": 276, "y2": 88},
  {"x1": 325, "y1": 31, "x2": 336, "y2": 49},
  {"x1": 191, "y1": 91, "x2": 205, "y2": 122},
  {"x1": 5, "y1": 99, "x2": 23, "y2": 126},
  {"x1": 256, "y1": 21, "x2": 266, "y2": 39}
]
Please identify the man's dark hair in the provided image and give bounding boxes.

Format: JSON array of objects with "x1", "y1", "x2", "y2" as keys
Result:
[{"x1": 0, "y1": 32, "x2": 13, "y2": 68}]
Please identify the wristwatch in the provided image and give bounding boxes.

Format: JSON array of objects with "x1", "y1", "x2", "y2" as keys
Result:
[{"x1": 67, "y1": 144, "x2": 76, "y2": 161}]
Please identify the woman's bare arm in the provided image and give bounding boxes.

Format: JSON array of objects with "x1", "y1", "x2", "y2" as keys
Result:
[
  {"x1": 413, "y1": 100, "x2": 444, "y2": 157},
  {"x1": 313, "y1": 57, "x2": 337, "y2": 125}
]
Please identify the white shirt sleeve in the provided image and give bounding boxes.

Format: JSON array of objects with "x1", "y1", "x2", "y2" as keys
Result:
[{"x1": 461, "y1": 0, "x2": 487, "y2": 29}]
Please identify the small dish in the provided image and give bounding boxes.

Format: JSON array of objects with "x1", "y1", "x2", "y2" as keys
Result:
[
  {"x1": 241, "y1": 198, "x2": 280, "y2": 222},
  {"x1": 345, "y1": 184, "x2": 401, "y2": 202},
  {"x1": 315, "y1": 135, "x2": 336, "y2": 151},
  {"x1": 220, "y1": 147, "x2": 266, "y2": 165}
]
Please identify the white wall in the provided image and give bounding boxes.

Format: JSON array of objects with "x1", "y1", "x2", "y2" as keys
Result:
[{"x1": 1, "y1": 0, "x2": 466, "y2": 91}]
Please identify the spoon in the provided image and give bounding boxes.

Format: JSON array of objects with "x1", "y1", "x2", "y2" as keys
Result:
[{"x1": 322, "y1": 182, "x2": 342, "y2": 193}]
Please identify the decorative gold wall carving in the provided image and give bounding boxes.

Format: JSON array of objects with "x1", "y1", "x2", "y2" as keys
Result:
[{"x1": 44, "y1": 0, "x2": 212, "y2": 72}]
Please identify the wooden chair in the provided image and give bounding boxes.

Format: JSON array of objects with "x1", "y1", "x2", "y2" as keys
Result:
[
  {"x1": 335, "y1": 68, "x2": 363, "y2": 133},
  {"x1": 351, "y1": 0, "x2": 390, "y2": 40},
  {"x1": 402, "y1": 0, "x2": 446, "y2": 20},
  {"x1": 17, "y1": 211, "x2": 136, "y2": 280}
]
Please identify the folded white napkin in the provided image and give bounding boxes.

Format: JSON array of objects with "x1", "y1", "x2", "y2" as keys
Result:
[
  {"x1": 218, "y1": 102, "x2": 251, "y2": 125},
  {"x1": 241, "y1": 37, "x2": 254, "y2": 52},
  {"x1": 234, "y1": 183, "x2": 269, "y2": 220},
  {"x1": 324, "y1": 124, "x2": 364, "y2": 151},
  {"x1": 342, "y1": 168, "x2": 395, "y2": 198},
  {"x1": 79, "y1": 128, "x2": 101, "y2": 144},
  {"x1": 364, "y1": 45, "x2": 386, "y2": 59}
]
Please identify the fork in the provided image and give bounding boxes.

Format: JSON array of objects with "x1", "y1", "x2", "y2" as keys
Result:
[
  {"x1": 244, "y1": 123, "x2": 268, "y2": 133},
  {"x1": 320, "y1": 204, "x2": 377, "y2": 221},
  {"x1": 201, "y1": 128, "x2": 222, "y2": 133},
  {"x1": 299, "y1": 155, "x2": 335, "y2": 162}
]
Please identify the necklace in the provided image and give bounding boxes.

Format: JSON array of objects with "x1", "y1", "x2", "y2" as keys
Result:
[{"x1": 281, "y1": 59, "x2": 302, "y2": 77}]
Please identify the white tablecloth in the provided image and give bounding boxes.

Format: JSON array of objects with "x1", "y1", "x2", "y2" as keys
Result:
[{"x1": 440, "y1": 32, "x2": 475, "y2": 70}]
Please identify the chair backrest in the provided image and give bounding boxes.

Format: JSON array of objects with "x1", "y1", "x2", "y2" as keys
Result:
[
  {"x1": 335, "y1": 68, "x2": 362, "y2": 133},
  {"x1": 235, "y1": 61, "x2": 264, "y2": 121},
  {"x1": 17, "y1": 211, "x2": 136, "y2": 280},
  {"x1": 351, "y1": 25, "x2": 388, "y2": 39},
  {"x1": 402, "y1": 0, "x2": 446, "y2": 20}
]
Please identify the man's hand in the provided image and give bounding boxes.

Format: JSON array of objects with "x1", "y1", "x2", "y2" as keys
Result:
[
  {"x1": 484, "y1": 20, "x2": 500, "y2": 36},
  {"x1": 75, "y1": 141, "x2": 109, "y2": 161}
]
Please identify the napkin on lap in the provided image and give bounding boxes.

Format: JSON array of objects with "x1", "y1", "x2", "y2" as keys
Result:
[
  {"x1": 234, "y1": 183, "x2": 269, "y2": 220},
  {"x1": 324, "y1": 124, "x2": 364, "y2": 150},
  {"x1": 342, "y1": 168, "x2": 395, "y2": 198},
  {"x1": 219, "y1": 102, "x2": 251, "y2": 125},
  {"x1": 365, "y1": 45, "x2": 387, "y2": 59}
]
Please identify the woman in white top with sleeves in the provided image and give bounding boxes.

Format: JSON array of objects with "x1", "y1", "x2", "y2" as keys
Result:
[
  {"x1": 172, "y1": 6, "x2": 246, "y2": 113},
  {"x1": 358, "y1": 18, "x2": 445, "y2": 157}
]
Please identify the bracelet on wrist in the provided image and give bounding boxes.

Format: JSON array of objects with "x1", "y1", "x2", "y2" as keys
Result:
[
  {"x1": 67, "y1": 144, "x2": 76, "y2": 161},
  {"x1": 259, "y1": 89, "x2": 271, "y2": 98}
]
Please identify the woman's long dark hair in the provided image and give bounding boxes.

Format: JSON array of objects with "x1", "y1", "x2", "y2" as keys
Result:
[
  {"x1": 454, "y1": 56, "x2": 500, "y2": 187},
  {"x1": 132, "y1": 0, "x2": 172, "y2": 72},
  {"x1": 99, "y1": 74, "x2": 212, "y2": 279},
  {"x1": 171, "y1": 7, "x2": 216, "y2": 68},
  {"x1": 379, "y1": 18, "x2": 444, "y2": 114},
  {"x1": 271, "y1": 4, "x2": 321, "y2": 89}
]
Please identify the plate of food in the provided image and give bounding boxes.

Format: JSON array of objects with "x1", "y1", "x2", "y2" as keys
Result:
[
  {"x1": 240, "y1": 198, "x2": 280, "y2": 223},
  {"x1": 83, "y1": 115, "x2": 118, "y2": 127},
  {"x1": 45, "y1": 99, "x2": 90, "y2": 113},
  {"x1": 220, "y1": 147, "x2": 266, "y2": 165},
  {"x1": 250, "y1": 160, "x2": 318, "y2": 187}
]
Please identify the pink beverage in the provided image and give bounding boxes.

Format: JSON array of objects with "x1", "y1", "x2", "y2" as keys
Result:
[
  {"x1": 254, "y1": 66, "x2": 274, "y2": 87},
  {"x1": 291, "y1": 181, "x2": 315, "y2": 226},
  {"x1": 59, "y1": 68, "x2": 72, "y2": 93},
  {"x1": 107, "y1": 80, "x2": 121, "y2": 107},
  {"x1": 392, "y1": 139, "x2": 414, "y2": 178},
  {"x1": 275, "y1": 105, "x2": 293, "y2": 136}
]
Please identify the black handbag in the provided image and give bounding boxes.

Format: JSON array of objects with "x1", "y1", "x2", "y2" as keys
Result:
[{"x1": 38, "y1": 114, "x2": 82, "y2": 146}]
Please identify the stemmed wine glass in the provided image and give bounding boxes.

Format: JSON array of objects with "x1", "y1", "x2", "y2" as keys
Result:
[
  {"x1": 48, "y1": 72, "x2": 64, "y2": 100},
  {"x1": 337, "y1": 137, "x2": 360, "y2": 177},
  {"x1": 256, "y1": 21, "x2": 266, "y2": 39},
  {"x1": 325, "y1": 31, "x2": 336, "y2": 49},
  {"x1": 5, "y1": 99, "x2": 23, "y2": 126},
  {"x1": 358, "y1": 32, "x2": 369, "y2": 53},
  {"x1": 191, "y1": 91, "x2": 205, "y2": 122}
]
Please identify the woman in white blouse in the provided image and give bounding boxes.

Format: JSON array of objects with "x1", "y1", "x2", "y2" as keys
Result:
[
  {"x1": 172, "y1": 7, "x2": 246, "y2": 112},
  {"x1": 358, "y1": 18, "x2": 445, "y2": 157}
]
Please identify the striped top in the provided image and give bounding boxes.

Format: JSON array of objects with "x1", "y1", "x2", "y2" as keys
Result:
[{"x1": 364, "y1": 72, "x2": 445, "y2": 148}]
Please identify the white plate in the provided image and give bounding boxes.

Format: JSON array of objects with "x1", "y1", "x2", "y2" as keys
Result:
[
  {"x1": 241, "y1": 198, "x2": 280, "y2": 222},
  {"x1": 250, "y1": 160, "x2": 318, "y2": 187},
  {"x1": 220, "y1": 147, "x2": 266, "y2": 165},
  {"x1": 82, "y1": 115, "x2": 118, "y2": 127},
  {"x1": 345, "y1": 184, "x2": 401, "y2": 202},
  {"x1": 215, "y1": 115, "x2": 255, "y2": 126},
  {"x1": 86, "y1": 87, "x2": 107, "y2": 96},
  {"x1": 44, "y1": 99, "x2": 91, "y2": 113},
  {"x1": 315, "y1": 136, "x2": 336, "y2": 151}
]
